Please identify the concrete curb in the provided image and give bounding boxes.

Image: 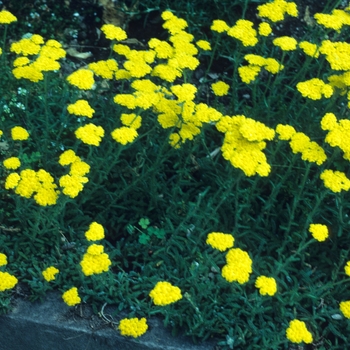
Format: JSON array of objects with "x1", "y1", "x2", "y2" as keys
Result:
[{"x1": 0, "y1": 292, "x2": 217, "y2": 350}]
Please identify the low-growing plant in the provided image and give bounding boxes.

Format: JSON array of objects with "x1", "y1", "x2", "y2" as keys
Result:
[{"x1": 2, "y1": 0, "x2": 350, "y2": 349}]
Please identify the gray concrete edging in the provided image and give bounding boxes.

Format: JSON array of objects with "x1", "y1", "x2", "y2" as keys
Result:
[{"x1": 0, "y1": 291, "x2": 217, "y2": 350}]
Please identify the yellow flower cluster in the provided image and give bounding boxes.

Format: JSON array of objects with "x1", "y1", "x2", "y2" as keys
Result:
[
  {"x1": 314, "y1": 9, "x2": 350, "y2": 32},
  {"x1": 11, "y1": 126, "x2": 29, "y2": 140},
  {"x1": 196, "y1": 40, "x2": 211, "y2": 51},
  {"x1": 239, "y1": 54, "x2": 283, "y2": 83},
  {"x1": 227, "y1": 19, "x2": 258, "y2": 47},
  {"x1": 67, "y1": 69, "x2": 95, "y2": 90},
  {"x1": 42, "y1": 266, "x2": 59, "y2": 282},
  {"x1": 11, "y1": 36, "x2": 65, "y2": 82},
  {"x1": 273, "y1": 36, "x2": 298, "y2": 51},
  {"x1": 0, "y1": 271, "x2": 18, "y2": 291},
  {"x1": 286, "y1": 320, "x2": 313, "y2": 344},
  {"x1": 344, "y1": 261, "x2": 350, "y2": 276},
  {"x1": 296, "y1": 78, "x2": 333, "y2": 100},
  {"x1": 75, "y1": 123, "x2": 105, "y2": 146},
  {"x1": 211, "y1": 81, "x2": 230, "y2": 96},
  {"x1": 211, "y1": 19, "x2": 230, "y2": 33},
  {"x1": 206, "y1": 232, "x2": 234, "y2": 251},
  {"x1": 288, "y1": 131, "x2": 327, "y2": 165},
  {"x1": 308, "y1": 224, "x2": 329, "y2": 242},
  {"x1": 3, "y1": 157, "x2": 21, "y2": 170},
  {"x1": 255, "y1": 276, "x2": 277, "y2": 296},
  {"x1": 257, "y1": 0, "x2": 298, "y2": 22},
  {"x1": 85, "y1": 222, "x2": 105, "y2": 241},
  {"x1": 216, "y1": 115, "x2": 275, "y2": 176},
  {"x1": 0, "y1": 10, "x2": 17, "y2": 24},
  {"x1": 340, "y1": 300, "x2": 350, "y2": 318},
  {"x1": 221, "y1": 248, "x2": 253, "y2": 284},
  {"x1": 118, "y1": 318, "x2": 148, "y2": 338},
  {"x1": 149, "y1": 281, "x2": 182, "y2": 306},
  {"x1": 111, "y1": 126, "x2": 138, "y2": 145},
  {"x1": 0, "y1": 253, "x2": 7, "y2": 266},
  {"x1": 5, "y1": 169, "x2": 59, "y2": 206},
  {"x1": 319, "y1": 40, "x2": 350, "y2": 71},
  {"x1": 88, "y1": 59, "x2": 118, "y2": 79},
  {"x1": 320, "y1": 170, "x2": 350, "y2": 193},
  {"x1": 62, "y1": 287, "x2": 81, "y2": 306},
  {"x1": 258, "y1": 22, "x2": 272, "y2": 36},
  {"x1": 67, "y1": 100, "x2": 95, "y2": 118},
  {"x1": 299, "y1": 41, "x2": 319, "y2": 58},
  {"x1": 80, "y1": 244, "x2": 111, "y2": 276},
  {"x1": 321, "y1": 113, "x2": 350, "y2": 160},
  {"x1": 101, "y1": 24, "x2": 127, "y2": 41},
  {"x1": 58, "y1": 150, "x2": 90, "y2": 198}
]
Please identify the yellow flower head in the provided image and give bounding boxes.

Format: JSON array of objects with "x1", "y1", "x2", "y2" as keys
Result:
[
  {"x1": 111, "y1": 126, "x2": 138, "y2": 145},
  {"x1": 0, "y1": 10, "x2": 17, "y2": 24},
  {"x1": 273, "y1": 36, "x2": 298, "y2": 51},
  {"x1": 238, "y1": 65, "x2": 261, "y2": 84},
  {"x1": 149, "y1": 281, "x2": 182, "y2": 306},
  {"x1": 286, "y1": 320, "x2": 313, "y2": 344},
  {"x1": 309, "y1": 224, "x2": 329, "y2": 242},
  {"x1": 211, "y1": 81, "x2": 230, "y2": 96},
  {"x1": 320, "y1": 170, "x2": 350, "y2": 193},
  {"x1": 118, "y1": 318, "x2": 148, "y2": 338},
  {"x1": 296, "y1": 78, "x2": 333, "y2": 100},
  {"x1": 211, "y1": 19, "x2": 230, "y2": 33},
  {"x1": 85, "y1": 222, "x2": 105, "y2": 241},
  {"x1": 58, "y1": 150, "x2": 78, "y2": 166},
  {"x1": 0, "y1": 253, "x2": 7, "y2": 266},
  {"x1": 299, "y1": 41, "x2": 319, "y2": 58},
  {"x1": 257, "y1": 0, "x2": 298, "y2": 22},
  {"x1": 206, "y1": 232, "x2": 234, "y2": 251},
  {"x1": 3, "y1": 157, "x2": 21, "y2": 170},
  {"x1": 67, "y1": 69, "x2": 95, "y2": 90},
  {"x1": 222, "y1": 248, "x2": 253, "y2": 284},
  {"x1": 42, "y1": 266, "x2": 59, "y2": 282},
  {"x1": 101, "y1": 24, "x2": 127, "y2": 41},
  {"x1": 227, "y1": 20, "x2": 258, "y2": 47},
  {"x1": 11, "y1": 126, "x2": 29, "y2": 140},
  {"x1": 255, "y1": 276, "x2": 277, "y2": 296},
  {"x1": 62, "y1": 287, "x2": 81, "y2": 306},
  {"x1": 196, "y1": 40, "x2": 211, "y2": 51},
  {"x1": 276, "y1": 124, "x2": 296, "y2": 140},
  {"x1": 319, "y1": 40, "x2": 350, "y2": 71},
  {"x1": 75, "y1": 124, "x2": 105, "y2": 146},
  {"x1": 340, "y1": 300, "x2": 350, "y2": 318},
  {"x1": 258, "y1": 22, "x2": 272, "y2": 36},
  {"x1": 4, "y1": 172, "x2": 20, "y2": 190},
  {"x1": 67, "y1": 100, "x2": 95, "y2": 118},
  {"x1": 0, "y1": 271, "x2": 18, "y2": 291},
  {"x1": 344, "y1": 261, "x2": 350, "y2": 276}
]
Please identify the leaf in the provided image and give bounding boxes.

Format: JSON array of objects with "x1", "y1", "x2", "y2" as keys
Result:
[
  {"x1": 139, "y1": 233, "x2": 150, "y2": 245},
  {"x1": 138, "y1": 218, "x2": 150, "y2": 229}
]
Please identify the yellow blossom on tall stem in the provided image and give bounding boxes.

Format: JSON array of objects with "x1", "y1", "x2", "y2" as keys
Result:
[
  {"x1": 308, "y1": 224, "x2": 329, "y2": 242},
  {"x1": 0, "y1": 10, "x2": 17, "y2": 24}
]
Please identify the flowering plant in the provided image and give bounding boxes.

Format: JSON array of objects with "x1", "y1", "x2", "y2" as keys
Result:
[{"x1": 1, "y1": 0, "x2": 350, "y2": 348}]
